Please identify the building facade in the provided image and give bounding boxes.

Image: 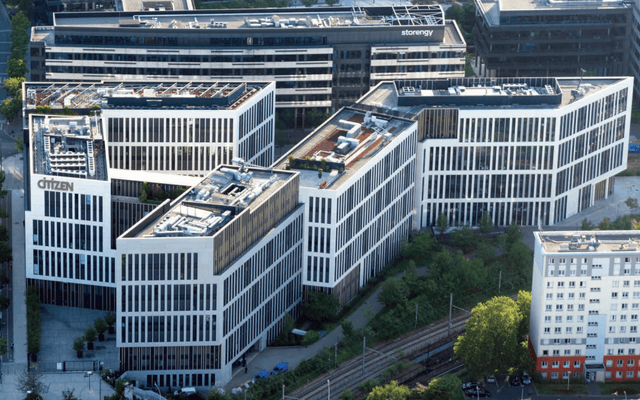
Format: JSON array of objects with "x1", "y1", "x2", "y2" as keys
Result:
[
  {"x1": 531, "y1": 231, "x2": 640, "y2": 382},
  {"x1": 474, "y1": 0, "x2": 632, "y2": 79},
  {"x1": 356, "y1": 77, "x2": 633, "y2": 228},
  {"x1": 275, "y1": 108, "x2": 417, "y2": 303},
  {"x1": 29, "y1": 5, "x2": 465, "y2": 126},
  {"x1": 116, "y1": 165, "x2": 304, "y2": 389}
]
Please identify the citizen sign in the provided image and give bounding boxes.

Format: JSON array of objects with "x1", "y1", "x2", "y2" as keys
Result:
[
  {"x1": 401, "y1": 30, "x2": 434, "y2": 37},
  {"x1": 38, "y1": 178, "x2": 74, "y2": 192}
]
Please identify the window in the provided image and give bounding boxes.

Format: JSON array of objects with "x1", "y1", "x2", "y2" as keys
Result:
[
  {"x1": 563, "y1": 361, "x2": 570, "y2": 368},
  {"x1": 544, "y1": 327, "x2": 550, "y2": 334},
  {"x1": 580, "y1": 281, "x2": 586, "y2": 287},
  {"x1": 557, "y1": 293, "x2": 564, "y2": 299},
  {"x1": 541, "y1": 361, "x2": 548, "y2": 368},
  {"x1": 546, "y1": 305, "x2": 552, "y2": 311},
  {"x1": 564, "y1": 350, "x2": 571, "y2": 355},
  {"x1": 555, "y1": 316, "x2": 562, "y2": 322},
  {"x1": 543, "y1": 350, "x2": 548, "y2": 356},
  {"x1": 554, "y1": 327, "x2": 561, "y2": 334},
  {"x1": 611, "y1": 315, "x2": 617, "y2": 322},
  {"x1": 551, "y1": 372, "x2": 558, "y2": 379},
  {"x1": 623, "y1": 292, "x2": 629, "y2": 299},
  {"x1": 569, "y1": 293, "x2": 575, "y2": 299},
  {"x1": 558, "y1": 282, "x2": 565, "y2": 287},
  {"x1": 580, "y1": 293, "x2": 586, "y2": 299},
  {"x1": 567, "y1": 304, "x2": 574, "y2": 311},
  {"x1": 546, "y1": 293, "x2": 553, "y2": 299},
  {"x1": 567, "y1": 316, "x2": 573, "y2": 322},
  {"x1": 609, "y1": 326, "x2": 616, "y2": 333},
  {"x1": 621, "y1": 315, "x2": 628, "y2": 321},
  {"x1": 634, "y1": 280, "x2": 640, "y2": 287},
  {"x1": 562, "y1": 372, "x2": 569, "y2": 379},
  {"x1": 624, "y1": 281, "x2": 630, "y2": 287},
  {"x1": 634, "y1": 292, "x2": 640, "y2": 299},
  {"x1": 569, "y1": 281, "x2": 575, "y2": 288},
  {"x1": 632, "y1": 315, "x2": 638, "y2": 321},
  {"x1": 552, "y1": 361, "x2": 559, "y2": 368},
  {"x1": 623, "y1": 304, "x2": 629, "y2": 310},
  {"x1": 606, "y1": 360, "x2": 613, "y2": 367},
  {"x1": 633, "y1": 303, "x2": 639, "y2": 309},
  {"x1": 614, "y1": 281, "x2": 620, "y2": 287},
  {"x1": 556, "y1": 305, "x2": 563, "y2": 311},
  {"x1": 616, "y1": 371, "x2": 623, "y2": 378},
  {"x1": 629, "y1": 360, "x2": 635, "y2": 367},
  {"x1": 619, "y1": 349, "x2": 625, "y2": 356},
  {"x1": 578, "y1": 304, "x2": 585, "y2": 311},
  {"x1": 620, "y1": 326, "x2": 626, "y2": 333},
  {"x1": 545, "y1": 316, "x2": 551, "y2": 322},
  {"x1": 575, "y1": 349, "x2": 581, "y2": 355},
  {"x1": 553, "y1": 350, "x2": 560, "y2": 355},
  {"x1": 628, "y1": 371, "x2": 634, "y2": 378},
  {"x1": 612, "y1": 292, "x2": 619, "y2": 298},
  {"x1": 578, "y1": 316, "x2": 584, "y2": 322},
  {"x1": 574, "y1": 361, "x2": 580, "y2": 367},
  {"x1": 566, "y1": 327, "x2": 572, "y2": 333},
  {"x1": 577, "y1": 327, "x2": 583, "y2": 333},
  {"x1": 630, "y1": 348, "x2": 636, "y2": 354}
]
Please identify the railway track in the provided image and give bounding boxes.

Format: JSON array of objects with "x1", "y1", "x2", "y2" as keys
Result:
[{"x1": 289, "y1": 314, "x2": 470, "y2": 400}]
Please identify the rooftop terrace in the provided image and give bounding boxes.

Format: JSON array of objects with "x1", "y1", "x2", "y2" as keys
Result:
[
  {"x1": 136, "y1": 165, "x2": 292, "y2": 238},
  {"x1": 24, "y1": 81, "x2": 268, "y2": 111},
  {"x1": 276, "y1": 108, "x2": 415, "y2": 190},
  {"x1": 536, "y1": 231, "x2": 640, "y2": 254},
  {"x1": 51, "y1": 5, "x2": 444, "y2": 29},
  {"x1": 31, "y1": 115, "x2": 108, "y2": 181}
]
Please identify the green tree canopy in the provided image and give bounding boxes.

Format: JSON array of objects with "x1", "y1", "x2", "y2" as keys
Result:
[
  {"x1": 7, "y1": 58, "x2": 28, "y2": 79},
  {"x1": 0, "y1": 294, "x2": 11, "y2": 310},
  {"x1": 451, "y1": 226, "x2": 480, "y2": 252},
  {"x1": 401, "y1": 232, "x2": 438, "y2": 259},
  {"x1": 436, "y1": 214, "x2": 448, "y2": 235},
  {"x1": 73, "y1": 337, "x2": 85, "y2": 352},
  {"x1": 421, "y1": 374, "x2": 464, "y2": 400},
  {"x1": 0, "y1": 337, "x2": 7, "y2": 356},
  {"x1": 378, "y1": 277, "x2": 409, "y2": 308},
  {"x1": 84, "y1": 327, "x2": 98, "y2": 343},
  {"x1": 517, "y1": 290, "x2": 531, "y2": 341},
  {"x1": 454, "y1": 296, "x2": 529, "y2": 379},
  {"x1": 301, "y1": 291, "x2": 339, "y2": 327},
  {"x1": 1, "y1": 97, "x2": 22, "y2": 121},
  {"x1": 4, "y1": 77, "x2": 25, "y2": 98},
  {"x1": 479, "y1": 213, "x2": 492, "y2": 233},
  {"x1": 366, "y1": 381, "x2": 410, "y2": 400},
  {"x1": 15, "y1": 136, "x2": 24, "y2": 152}
]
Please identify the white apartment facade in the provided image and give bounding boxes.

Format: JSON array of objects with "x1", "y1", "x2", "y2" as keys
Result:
[
  {"x1": 531, "y1": 231, "x2": 640, "y2": 382},
  {"x1": 356, "y1": 77, "x2": 634, "y2": 229},
  {"x1": 116, "y1": 166, "x2": 303, "y2": 389},
  {"x1": 276, "y1": 109, "x2": 417, "y2": 303}
]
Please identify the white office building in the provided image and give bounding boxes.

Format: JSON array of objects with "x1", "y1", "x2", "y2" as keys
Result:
[
  {"x1": 356, "y1": 77, "x2": 634, "y2": 228},
  {"x1": 531, "y1": 231, "x2": 640, "y2": 382},
  {"x1": 116, "y1": 165, "x2": 303, "y2": 389},
  {"x1": 275, "y1": 108, "x2": 417, "y2": 303}
]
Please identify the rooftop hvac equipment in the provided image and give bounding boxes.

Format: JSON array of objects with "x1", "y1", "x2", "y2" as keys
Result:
[{"x1": 401, "y1": 86, "x2": 416, "y2": 95}]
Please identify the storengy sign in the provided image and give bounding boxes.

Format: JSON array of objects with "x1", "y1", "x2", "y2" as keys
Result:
[{"x1": 401, "y1": 30, "x2": 434, "y2": 37}]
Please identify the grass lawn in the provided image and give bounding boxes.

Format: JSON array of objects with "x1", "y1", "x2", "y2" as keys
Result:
[
  {"x1": 535, "y1": 382, "x2": 589, "y2": 395},
  {"x1": 598, "y1": 381, "x2": 640, "y2": 395}
]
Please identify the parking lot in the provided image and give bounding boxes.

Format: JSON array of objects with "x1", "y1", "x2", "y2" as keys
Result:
[{"x1": 462, "y1": 376, "x2": 535, "y2": 400}]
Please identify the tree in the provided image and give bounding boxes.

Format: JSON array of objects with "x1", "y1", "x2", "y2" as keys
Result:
[
  {"x1": 400, "y1": 232, "x2": 438, "y2": 259},
  {"x1": 15, "y1": 136, "x2": 24, "y2": 152},
  {"x1": 95, "y1": 318, "x2": 108, "y2": 336},
  {"x1": 599, "y1": 217, "x2": 611, "y2": 230},
  {"x1": 451, "y1": 227, "x2": 479, "y2": 252},
  {"x1": 0, "y1": 225, "x2": 9, "y2": 242},
  {"x1": 366, "y1": 381, "x2": 410, "y2": 400},
  {"x1": 378, "y1": 278, "x2": 409, "y2": 308},
  {"x1": 26, "y1": 286, "x2": 41, "y2": 359},
  {"x1": 73, "y1": 337, "x2": 85, "y2": 353},
  {"x1": 0, "y1": 269, "x2": 9, "y2": 286},
  {"x1": 581, "y1": 218, "x2": 595, "y2": 230},
  {"x1": 454, "y1": 296, "x2": 529, "y2": 379},
  {"x1": 476, "y1": 241, "x2": 496, "y2": 263},
  {"x1": 15, "y1": 370, "x2": 50, "y2": 396},
  {"x1": 7, "y1": 58, "x2": 28, "y2": 79},
  {"x1": 1, "y1": 97, "x2": 22, "y2": 120},
  {"x1": 84, "y1": 327, "x2": 98, "y2": 344},
  {"x1": 61, "y1": 389, "x2": 80, "y2": 400},
  {"x1": 4, "y1": 77, "x2": 25, "y2": 98},
  {"x1": 341, "y1": 320, "x2": 354, "y2": 338},
  {"x1": 0, "y1": 294, "x2": 11, "y2": 310},
  {"x1": 10, "y1": 12, "x2": 30, "y2": 60},
  {"x1": 420, "y1": 374, "x2": 464, "y2": 400},
  {"x1": 326, "y1": 0, "x2": 339, "y2": 5},
  {"x1": 0, "y1": 337, "x2": 7, "y2": 356},
  {"x1": 503, "y1": 224, "x2": 523, "y2": 252},
  {"x1": 516, "y1": 290, "x2": 531, "y2": 342},
  {"x1": 0, "y1": 241, "x2": 13, "y2": 264},
  {"x1": 436, "y1": 214, "x2": 448, "y2": 235},
  {"x1": 301, "y1": 291, "x2": 339, "y2": 327},
  {"x1": 479, "y1": 213, "x2": 492, "y2": 234},
  {"x1": 301, "y1": 0, "x2": 317, "y2": 7}
]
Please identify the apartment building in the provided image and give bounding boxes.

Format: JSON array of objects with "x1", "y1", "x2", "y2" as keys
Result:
[
  {"x1": 275, "y1": 108, "x2": 417, "y2": 303},
  {"x1": 355, "y1": 76, "x2": 633, "y2": 228},
  {"x1": 28, "y1": 5, "x2": 465, "y2": 126},
  {"x1": 116, "y1": 165, "x2": 303, "y2": 389},
  {"x1": 473, "y1": 0, "x2": 632, "y2": 79},
  {"x1": 531, "y1": 231, "x2": 640, "y2": 382}
]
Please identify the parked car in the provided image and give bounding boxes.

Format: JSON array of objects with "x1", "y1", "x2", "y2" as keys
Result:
[
  {"x1": 485, "y1": 375, "x2": 496, "y2": 383},
  {"x1": 461, "y1": 381, "x2": 480, "y2": 390},
  {"x1": 254, "y1": 370, "x2": 270, "y2": 381},
  {"x1": 272, "y1": 362, "x2": 288, "y2": 375},
  {"x1": 522, "y1": 372, "x2": 531, "y2": 385},
  {"x1": 509, "y1": 375, "x2": 522, "y2": 386},
  {"x1": 465, "y1": 387, "x2": 491, "y2": 397},
  {"x1": 174, "y1": 387, "x2": 197, "y2": 397}
]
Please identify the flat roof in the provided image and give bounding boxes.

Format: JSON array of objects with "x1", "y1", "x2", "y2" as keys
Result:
[
  {"x1": 31, "y1": 115, "x2": 108, "y2": 181},
  {"x1": 275, "y1": 108, "x2": 415, "y2": 190},
  {"x1": 536, "y1": 231, "x2": 640, "y2": 254},
  {"x1": 135, "y1": 165, "x2": 295, "y2": 238},
  {"x1": 119, "y1": 0, "x2": 193, "y2": 12},
  {"x1": 358, "y1": 77, "x2": 630, "y2": 111},
  {"x1": 109, "y1": 169, "x2": 202, "y2": 187},
  {"x1": 477, "y1": 0, "x2": 631, "y2": 26},
  {"x1": 51, "y1": 5, "x2": 444, "y2": 29},
  {"x1": 24, "y1": 81, "x2": 269, "y2": 111}
]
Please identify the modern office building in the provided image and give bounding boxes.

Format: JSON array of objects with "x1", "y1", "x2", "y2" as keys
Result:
[
  {"x1": 39, "y1": 0, "x2": 194, "y2": 24},
  {"x1": 23, "y1": 81, "x2": 276, "y2": 174},
  {"x1": 473, "y1": 0, "x2": 632, "y2": 79},
  {"x1": 355, "y1": 76, "x2": 633, "y2": 228},
  {"x1": 28, "y1": 5, "x2": 466, "y2": 126},
  {"x1": 274, "y1": 108, "x2": 417, "y2": 303},
  {"x1": 116, "y1": 165, "x2": 304, "y2": 389},
  {"x1": 531, "y1": 231, "x2": 640, "y2": 382}
]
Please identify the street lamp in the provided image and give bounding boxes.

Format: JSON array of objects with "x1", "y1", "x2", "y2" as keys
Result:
[{"x1": 85, "y1": 371, "x2": 93, "y2": 391}]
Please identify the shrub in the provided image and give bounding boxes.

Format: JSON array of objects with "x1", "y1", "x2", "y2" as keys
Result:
[
  {"x1": 73, "y1": 337, "x2": 84, "y2": 352},
  {"x1": 301, "y1": 330, "x2": 320, "y2": 346},
  {"x1": 84, "y1": 327, "x2": 97, "y2": 343}
]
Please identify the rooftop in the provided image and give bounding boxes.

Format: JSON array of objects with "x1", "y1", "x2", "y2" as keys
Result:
[
  {"x1": 536, "y1": 231, "x2": 640, "y2": 254},
  {"x1": 24, "y1": 81, "x2": 269, "y2": 111},
  {"x1": 135, "y1": 165, "x2": 294, "y2": 238},
  {"x1": 31, "y1": 115, "x2": 108, "y2": 181},
  {"x1": 477, "y1": 0, "x2": 631, "y2": 26},
  {"x1": 276, "y1": 108, "x2": 415, "y2": 190},
  {"x1": 51, "y1": 5, "x2": 444, "y2": 29},
  {"x1": 358, "y1": 77, "x2": 629, "y2": 112},
  {"x1": 118, "y1": 0, "x2": 193, "y2": 12}
]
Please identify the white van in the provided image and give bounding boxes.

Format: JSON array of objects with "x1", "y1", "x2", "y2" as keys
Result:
[{"x1": 173, "y1": 387, "x2": 197, "y2": 397}]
